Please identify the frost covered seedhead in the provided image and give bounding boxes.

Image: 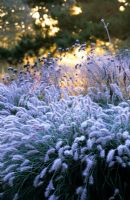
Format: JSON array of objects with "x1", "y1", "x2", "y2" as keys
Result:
[{"x1": 0, "y1": 49, "x2": 130, "y2": 200}]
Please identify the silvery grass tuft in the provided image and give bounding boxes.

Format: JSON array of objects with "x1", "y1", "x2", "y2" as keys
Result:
[
  {"x1": 0, "y1": 44, "x2": 130, "y2": 200},
  {"x1": 0, "y1": 82, "x2": 130, "y2": 199}
]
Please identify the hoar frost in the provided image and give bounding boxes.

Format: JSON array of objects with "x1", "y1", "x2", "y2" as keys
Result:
[{"x1": 0, "y1": 71, "x2": 130, "y2": 200}]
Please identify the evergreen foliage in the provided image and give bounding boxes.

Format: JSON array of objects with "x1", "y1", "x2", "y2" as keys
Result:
[{"x1": 0, "y1": 0, "x2": 130, "y2": 61}]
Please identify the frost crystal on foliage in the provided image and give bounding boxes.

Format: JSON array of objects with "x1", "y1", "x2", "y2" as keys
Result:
[
  {"x1": 33, "y1": 174, "x2": 43, "y2": 188},
  {"x1": 0, "y1": 64, "x2": 130, "y2": 200},
  {"x1": 76, "y1": 186, "x2": 83, "y2": 195},
  {"x1": 3, "y1": 172, "x2": 15, "y2": 182},
  {"x1": 50, "y1": 158, "x2": 62, "y2": 172},
  {"x1": 80, "y1": 187, "x2": 87, "y2": 200},
  {"x1": 74, "y1": 136, "x2": 85, "y2": 143},
  {"x1": 81, "y1": 121, "x2": 88, "y2": 129},
  {"x1": 45, "y1": 180, "x2": 55, "y2": 198},
  {"x1": 56, "y1": 141, "x2": 63, "y2": 150},
  {"x1": 39, "y1": 167, "x2": 47, "y2": 179},
  {"x1": 106, "y1": 149, "x2": 115, "y2": 163},
  {"x1": 100, "y1": 149, "x2": 105, "y2": 158},
  {"x1": 19, "y1": 166, "x2": 32, "y2": 172},
  {"x1": 89, "y1": 175, "x2": 94, "y2": 185},
  {"x1": 48, "y1": 194, "x2": 57, "y2": 200}
]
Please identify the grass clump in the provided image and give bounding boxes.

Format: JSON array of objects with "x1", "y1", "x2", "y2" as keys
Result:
[{"x1": 0, "y1": 44, "x2": 130, "y2": 200}]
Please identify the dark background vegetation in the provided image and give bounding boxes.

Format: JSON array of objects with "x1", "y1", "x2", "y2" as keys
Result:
[{"x1": 0, "y1": 0, "x2": 130, "y2": 64}]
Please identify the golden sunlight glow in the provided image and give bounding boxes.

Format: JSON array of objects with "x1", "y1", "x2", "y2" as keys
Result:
[
  {"x1": 118, "y1": 0, "x2": 129, "y2": 11},
  {"x1": 22, "y1": 24, "x2": 25, "y2": 29},
  {"x1": 48, "y1": 27, "x2": 60, "y2": 36},
  {"x1": 43, "y1": 14, "x2": 58, "y2": 26},
  {"x1": 70, "y1": 5, "x2": 82, "y2": 16},
  {"x1": 59, "y1": 49, "x2": 85, "y2": 67},
  {"x1": 36, "y1": 13, "x2": 60, "y2": 36},
  {"x1": 21, "y1": 40, "x2": 114, "y2": 95},
  {"x1": 28, "y1": 26, "x2": 31, "y2": 30},
  {"x1": 0, "y1": 39, "x2": 117, "y2": 94},
  {"x1": 32, "y1": 11, "x2": 40, "y2": 19},
  {"x1": 118, "y1": 0, "x2": 126, "y2": 2},
  {"x1": 30, "y1": 6, "x2": 60, "y2": 37},
  {"x1": 56, "y1": 40, "x2": 116, "y2": 95},
  {"x1": 57, "y1": 48, "x2": 88, "y2": 95},
  {"x1": 119, "y1": 5, "x2": 125, "y2": 11},
  {"x1": 0, "y1": 12, "x2": 7, "y2": 17},
  {"x1": 30, "y1": 6, "x2": 40, "y2": 19},
  {"x1": 59, "y1": 40, "x2": 114, "y2": 67}
]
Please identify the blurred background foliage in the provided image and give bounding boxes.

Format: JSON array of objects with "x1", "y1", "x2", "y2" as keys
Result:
[{"x1": 0, "y1": 0, "x2": 130, "y2": 65}]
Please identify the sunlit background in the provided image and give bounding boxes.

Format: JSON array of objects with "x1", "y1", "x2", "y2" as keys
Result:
[{"x1": 0, "y1": 0, "x2": 130, "y2": 77}]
